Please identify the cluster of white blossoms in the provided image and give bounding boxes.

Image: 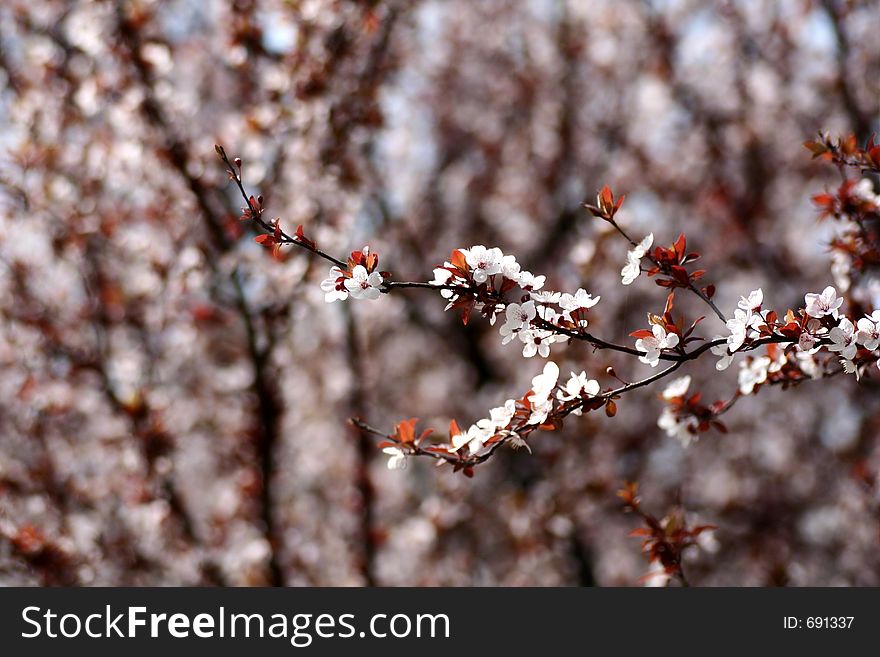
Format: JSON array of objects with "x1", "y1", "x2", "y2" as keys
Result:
[
  {"x1": 500, "y1": 291, "x2": 601, "y2": 358},
  {"x1": 431, "y1": 245, "x2": 545, "y2": 296},
  {"x1": 449, "y1": 398, "x2": 518, "y2": 457},
  {"x1": 634, "y1": 324, "x2": 679, "y2": 367},
  {"x1": 525, "y1": 361, "x2": 560, "y2": 426},
  {"x1": 737, "y1": 349, "x2": 786, "y2": 395},
  {"x1": 657, "y1": 375, "x2": 699, "y2": 447},
  {"x1": 556, "y1": 370, "x2": 600, "y2": 416},
  {"x1": 841, "y1": 311, "x2": 880, "y2": 376},
  {"x1": 320, "y1": 247, "x2": 385, "y2": 303},
  {"x1": 433, "y1": 245, "x2": 600, "y2": 359},
  {"x1": 705, "y1": 284, "x2": 880, "y2": 392},
  {"x1": 498, "y1": 299, "x2": 571, "y2": 358},
  {"x1": 798, "y1": 286, "x2": 880, "y2": 377},
  {"x1": 709, "y1": 288, "x2": 765, "y2": 371},
  {"x1": 425, "y1": 361, "x2": 602, "y2": 463},
  {"x1": 621, "y1": 233, "x2": 653, "y2": 285},
  {"x1": 524, "y1": 361, "x2": 601, "y2": 426}
]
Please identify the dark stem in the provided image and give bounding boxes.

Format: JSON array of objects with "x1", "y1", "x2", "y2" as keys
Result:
[{"x1": 608, "y1": 218, "x2": 727, "y2": 323}]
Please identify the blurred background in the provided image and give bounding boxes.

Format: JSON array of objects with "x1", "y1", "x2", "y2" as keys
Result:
[{"x1": 0, "y1": 0, "x2": 878, "y2": 586}]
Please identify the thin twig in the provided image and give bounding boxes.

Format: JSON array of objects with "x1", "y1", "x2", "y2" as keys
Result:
[
  {"x1": 216, "y1": 146, "x2": 348, "y2": 269},
  {"x1": 608, "y1": 218, "x2": 727, "y2": 323}
]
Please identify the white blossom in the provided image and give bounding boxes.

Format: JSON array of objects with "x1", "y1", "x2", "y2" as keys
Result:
[
  {"x1": 852, "y1": 178, "x2": 880, "y2": 206},
  {"x1": 527, "y1": 361, "x2": 559, "y2": 425},
  {"x1": 658, "y1": 376, "x2": 698, "y2": 446},
  {"x1": 710, "y1": 338, "x2": 735, "y2": 370},
  {"x1": 855, "y1": 311, "x2": 880, "y2": 351},
  {"x1": 556, "y1": 371, "x2": 600, "y2": 415},
  {"x1": 796, "y1": 351, "x2": 823, "y2": 379},
  {"x1": 431, "y1": 267, "x2": 459, "y2": 300},
  {"x1": 558, "y1": 288, "x2": 600, "y2": 321},
  {"x1": 466, "y1": 424, "x2": 492, "y2": 454},
  {"x1": 344, "y1": 265, "x2": 384, "y2": 300},
  {"x1": 471, "y1": 400, "x2": 518, "y2": 448},
  {"x1": 768, "y1": 349, "x2": 787, "y2": 374},
  {"x1": 620, "y1": 258, "x2": 640, "y2": 287},
  {"x1": 383, "y1": 446, "x2": 408, "y2": 470},
  {"x1": 527, "y1": 397, "x2": 554, "y2": 426},
  {"x1": 662, "y1": 375, "x2": 692, "y2": 400},
  {"x1": 621, "y1": 233, "x2": 653, "y2": 286},
  {"x1": 530, "y1": 361, "x2": 559, "y2": 399},
  {"x1": 462, "y1": 245, "x2": 504, "y2": 283},
  {"x1": 738, "y1": 347, "x2": 787, "y2": 395},
  {"x1": 451, "y1": 423, "x2": 493, "y2": 454},
  {"x1": 501, "y1": 254, "x2": 521, "y2": 280},
  {"x1": 635, "y1": 324, "x2": 679, "y2": 367},
  {"x1": 557, "y1": 371, "x2": 600, "y2": 401},
  {"x1": 725, "y1": 308, "x2": 762, "y2": 352},
  {"x1": 499, "y1": 301, "x2": 536, "y2": 344},
  {"x1": 658, "y1": 407, "x2": 698, "y2": 447},
  {"x1": 487, "y1": 399, "x2": 517, "y2": 429},
  {"x1": 431, "y1": 267, "x2": 452, "y2": 285},
  {"x1": 320, "y1": 266, "x2": 348, "y2": 303},
  {"x1": 516, "y1": 270, "x2": 546, "y2": 290},
  {"x1": 831, "y1": 250, "x2": 851, "y2": 293},
  {"x1": 738, "y1": 356, "x2": 770, "y2": 395},
  {"x1": 828, "y1": 317, "x2": 857, "y2": 361},
  {"x1": 804, "y1": 286, "x2": 843, "y2": 319},
  {"x1": 737, "y1": 288, "x2": 763, "y2": 312},
  {"x1": 529, "y1": 290, "x2": 561, "y2": 304},
  {"x1": 797, "y1": 332, "x2": 818, "y2": 353},
  {"x1": 518, "y1": 323, "x2": 566, "y2": 358},
  {"x1": 450, "y1": 429, "x2": 469, "y2": 451}
]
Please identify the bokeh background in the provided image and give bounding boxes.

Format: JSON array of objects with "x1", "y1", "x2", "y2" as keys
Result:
[{"x1": 1, "y1": 0, "x2": 879, "y2": 586}]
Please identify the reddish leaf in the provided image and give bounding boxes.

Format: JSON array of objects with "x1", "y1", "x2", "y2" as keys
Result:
[
  {"x1": 294, "y1": 224, "x2": 317, "y2": 250},
  {"x1": 673, "y1": 233, "x2": 687, "y2": 259},
  {"x1": 803, "y1": 140, "x2": 828, "y2": 158},
  {"x1": 605, "y1": 400, "x2": 617, "y2": 417},
  {"x1": 617, "y1": 481, "x2": 639, "y2": 505},
  {"x1": 600, "y1": 184, "x2": 613, "y2": 210},
  {"x1": 670, "y1": 265, "x2": 690, "y2": 284},
  {"x1": 450, "y1": 249, "x2": 468, "y2": 272},
  {"x1": 393, "y1": 418, "x2": 419, "y2": 444}
]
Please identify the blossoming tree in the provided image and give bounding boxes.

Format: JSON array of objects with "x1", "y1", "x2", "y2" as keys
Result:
[
  {"x1": 219, "y1": 133, "x2": 880, "y2": 584},
  {"x1": 2, "y1": 0, "x2": 878, "y2": 587}
]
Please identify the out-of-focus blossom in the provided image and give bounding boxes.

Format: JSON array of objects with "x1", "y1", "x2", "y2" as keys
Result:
[{"x1": 383, "y1": 446, "x2": 408, "y2": 470}]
